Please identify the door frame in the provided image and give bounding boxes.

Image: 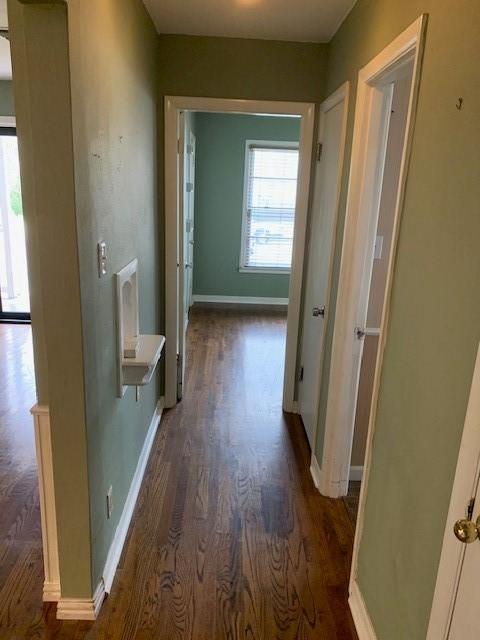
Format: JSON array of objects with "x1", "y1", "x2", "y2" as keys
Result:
[
  {"x1": 297, "y1": 81, "x2": 349, "y2": 452},
  {"x1": 164, "y1": 96, "x2": 315, "y2": 409},
  {"x1": 426, "y1": 344, "x2": 480, "y2": 638},
  {"x1": 319, "y1": 15, "x2": 427, "y2": 502}
]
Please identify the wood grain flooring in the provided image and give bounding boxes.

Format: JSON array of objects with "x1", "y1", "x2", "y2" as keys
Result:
[{"x1": 0, "y1": 308, "x2": 358, "y2": 639}]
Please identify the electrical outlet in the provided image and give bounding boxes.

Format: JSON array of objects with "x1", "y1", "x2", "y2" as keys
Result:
[{"x1": 106, "y1": 486, "x2": 113, "y2": 520}]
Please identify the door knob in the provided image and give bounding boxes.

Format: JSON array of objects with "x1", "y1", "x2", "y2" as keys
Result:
[
  {"x1": 355, "y1": 327, "x2": 366, "y2": 339},
  {"x1": 454, "y1": 516, "x2": 480, "y2": 544},
  {"x1": 312, "y1": 306, "x2": 325, "y2": 317}
]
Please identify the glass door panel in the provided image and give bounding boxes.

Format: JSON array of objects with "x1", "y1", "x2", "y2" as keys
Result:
[{"x1": 0, "y1": 128, "x2": 30, "y2": 321}]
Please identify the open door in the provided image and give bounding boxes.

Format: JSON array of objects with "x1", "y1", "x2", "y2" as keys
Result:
[
  {"x1": 427, "y1": 344, "x2": 480, "y2": 638},
  {"x1": 184, "y1": 126, "x2": 195, "y2": 320},
  {"x1": 177, "y1": 112, "x2": 196, "y2": 400},
  {"x1": 298, "y1": 84, "x2": 348, "y2": 448}
]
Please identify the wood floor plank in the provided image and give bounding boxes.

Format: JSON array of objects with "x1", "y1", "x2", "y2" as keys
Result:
[{"x1": 0, "y1": 310, "x2": 359, "y2": 639}]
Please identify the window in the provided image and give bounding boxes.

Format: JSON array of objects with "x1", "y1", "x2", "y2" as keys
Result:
[{"x1": 240, "y1": 141, "x2": 299, "y2": 273}]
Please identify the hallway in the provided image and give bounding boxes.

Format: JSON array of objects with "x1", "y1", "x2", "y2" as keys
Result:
[{"x1": 4, "y1": 307, "x2": 357, "y2": 639}]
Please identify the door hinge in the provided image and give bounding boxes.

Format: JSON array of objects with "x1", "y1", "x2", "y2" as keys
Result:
[
  {"x1": 176, "y1": 353, "x2": 183, "y2": 400},
  {"x1": 177, "y1": 138, "x2": 182, "y2": 154},
  {"x1": 467, "y1": 497, "x2": 475, "y2": 520},
  {"x1": 316, "y1": 142, "x2": 323, "y2": 162},
  {"x1": 299, "y1": 366, "x2": 304, "y2": 382},
  {"x1": 186, "y1": 143, "x2": 194, "y2": 154}
]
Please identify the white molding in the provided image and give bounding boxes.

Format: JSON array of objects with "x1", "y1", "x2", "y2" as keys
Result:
[
  {"x1": 349, "y1": 580, "x2": 377, "y2": 640},
  {"x1": 56, "y1": 399, "x2": 165, "y2": 620},
  {"x1": 345, "y1": 16, "x2": 427, "y2": 634},
  {"x1": 0, "y1": 116, "x2": 16, "y2": 127},
  {"x1": 193, "y1": 294, "x2": 288, "y2": 306},
  {"x1": 310, "y1": 454, "x2": 363, "y2": 492},
  {"x1": 165, "y1": 96, "x2": 315, "y2": 411},
  {"x1": 349, "y1": 465, "x2": 364, "y2": 482},
  {"x1": 321, "y1": 15, "x2": 427, "y2": 504},
  {"x1": 57, "y1": 581, "x2": 105, "y2": 621},
  {"x1": 238, "y1": 267, "x2": 291, "y2": 275},
  {"x1": 309, "y1": 452, "x2": 322, "y2": 490},
  {"x1": 30, "y1": 404, "x2": 61, "y2": 602},
  {"x1": 102, "y1": 398, "x2": 165, "y2": 593},
  {"x1": 426, "y1": 344, "x2": 480, "y2": 639}
]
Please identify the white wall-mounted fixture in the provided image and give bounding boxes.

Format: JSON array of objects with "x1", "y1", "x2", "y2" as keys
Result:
[
  {"x1": 97, "y1": 241, "x2": 107, "y2": 277},
  {"x1": 115, "y1": 259, "x2": 165, "y2": 397}
]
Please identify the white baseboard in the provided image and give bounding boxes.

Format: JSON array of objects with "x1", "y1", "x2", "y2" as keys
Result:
[
  {"x1": 193, "y1": 294, "x2": 288, "y2": 306},
  {"x1": 350, "y1": 465, "x2": 364, "y2": 481},
  {"x1": 43, "y1": 580, "x2": 61, "y2": 602},
  {"x1": 56, "y1": 398, "x2": 164, "y2": 620},
  {"x1": 102, "y1": 398, "x2": 165, "y2": 593},
  {"x1": 57, "y1": 581, "x2": 105, "y2": 621},
  {"x1": 349, "y1": 579, "x2": 377, "y2": 639},
  {"x1": 310, "y1": 452, "x2": 322, "y2": 490},
  {"x1": 310, "y1": 453, "x2": 363, "y2": 496}
]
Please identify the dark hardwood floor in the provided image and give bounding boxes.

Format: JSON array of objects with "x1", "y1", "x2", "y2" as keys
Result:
[{"x1": 0, "y1": 308, "x2": 358, "y2": 639}]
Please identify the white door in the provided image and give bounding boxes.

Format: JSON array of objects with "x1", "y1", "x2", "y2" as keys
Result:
[
  {"x1": 178, "y1": 114, "x2": 196, "y2": 400},
  {"x1": 427, "y1": 344, "x2": 480, "y2": 637},
  {"x1": 184, "y1": 129, "x2": 196, "y2": 317},
  {"x1": 298, "y1": 87, "x2": 348, "y2": 448},
  {"x1": 449, "y1": 471, "x2": 480, "y2": 636}
]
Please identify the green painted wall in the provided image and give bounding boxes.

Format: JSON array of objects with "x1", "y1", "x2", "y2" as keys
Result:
[
  {"x1": 158, "y1": 35, "x2": 327, "y2": 103},
  {"x1": 0, "y1": 80, "x2": 14, "y2": 116},
  {"x1": 314, "y1": 2, "x2": 480, "y2": 637},
  {"x1": 9, "y1": 1, "x2": 91, "y2": 595},
  {"x1": 11, "y1": 0, "x2": 160, "y2": 598},
  {"x1": 157, "y1": 35, "x2": 328, "y2": 308},
  {"x1": 67, "y1": 0, "x2": 160, "y2": 591},
  {"x1": 193, "y1": 113, "x2": 300, "y2": 299}
]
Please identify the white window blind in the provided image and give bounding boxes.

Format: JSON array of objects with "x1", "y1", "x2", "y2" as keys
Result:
[{"x1": 242, "y1": 143, "x2": 299, "y2": 271}]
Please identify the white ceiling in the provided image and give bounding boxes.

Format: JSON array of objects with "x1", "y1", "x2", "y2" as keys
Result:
[
  {"x1": 143, "y1": 0, "x2": 357, "y2": 43},
  {"x1": 0, "y1": 0, "x2": 11, "y2": 80}
]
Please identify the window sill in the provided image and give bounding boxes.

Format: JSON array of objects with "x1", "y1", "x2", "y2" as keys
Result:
[{"x1": 239, "y1": 267, "x2": 291, "y2": 275}]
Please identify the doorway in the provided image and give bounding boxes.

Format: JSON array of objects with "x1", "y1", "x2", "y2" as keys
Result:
[
  {"x1": 0, "y1": 125, "x2": 30, "y2": 322},
  {"x1": 165, "y1": 97, "x2": 315, "y2": 410},
  {"x1": 319, "y1": 17, "x2": 427, "y2": 507}
]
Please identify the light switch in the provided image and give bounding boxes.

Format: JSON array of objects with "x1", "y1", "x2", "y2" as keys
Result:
[
  {"x1": 97, "y1": 241, "x2": 107, "y2": 277},
  {"x1": 374, "y1": 235, "x2": 384, "y2": 260}
]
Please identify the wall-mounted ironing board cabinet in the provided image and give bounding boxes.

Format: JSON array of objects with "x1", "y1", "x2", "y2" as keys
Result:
[{"x1": 116, "y1": 258, "x2": 165, "y2": 397}]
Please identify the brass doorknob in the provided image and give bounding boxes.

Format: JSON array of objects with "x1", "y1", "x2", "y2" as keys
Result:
[{"x1": 454, "y1": 517, "x2": 480, "y2": 544}]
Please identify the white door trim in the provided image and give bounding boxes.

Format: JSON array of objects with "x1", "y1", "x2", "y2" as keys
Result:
[
  {"x1": 426, "y1": 344, "x2": 480, "y2": 639},
  {"x1": 340, "y1": 15, "x2": 428, "y2": 633},
  {"x1": 299, "y1": 81, "x2": 349, "y2": 452},
  {"x1": 164, "y1": 96, "x2": 315, "y2": 410},
  {"x1": 31, "y1": 404, "x2": 61, "y2": 602},
  {"x1": 320, "y1": 15, "x2": 427, "y2": 499}
]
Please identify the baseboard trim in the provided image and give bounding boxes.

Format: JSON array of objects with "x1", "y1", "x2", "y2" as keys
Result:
[
  {"x1": 310, "y1": 452, "x2": 322, "y2": 490},
  {"x1": 193, "y1": 294, "x2": 288, "y2": 306},
  {"x1": 31, "y1": 404, "x2": 61, "y2": 603},
  {"x1": 57, "y1": 398, "x2": 165, "y2": 621},
  {"x1": 57, "y1": 581, "x2": 105, "y2": 621},
  {"x1": 349, "y1": 579, "x2": 377, "y2": 639},
  {"x1": 43, "y1": 580, "x2": 61, "y2": 602},
  {"x1": 102, "y1": 398, "x2": 165, "y2": 594},
  {"x1": 350, "y1": 465, "x2": 364, "y2": 482},
  {"x1": 310, "y1": 454, "x2": 363, "y2": 493}
]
